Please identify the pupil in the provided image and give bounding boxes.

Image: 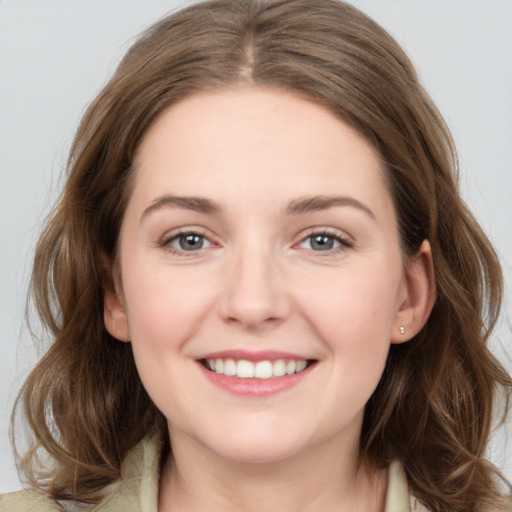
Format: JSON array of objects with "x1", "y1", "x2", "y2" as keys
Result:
[
  {"x1": 312, "y1": 235, "x2": 333, "y2": 251},
  {"x1": 180, "y1": 234, "x2": 203, "y2": 250}
]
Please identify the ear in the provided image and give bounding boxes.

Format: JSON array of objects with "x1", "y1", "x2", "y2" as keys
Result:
[
  {"x1": 101, "y1": 255, "x2": 131, "y2": 342},
  {"x1": 391, "y1": 239, "x2": 436, "y2": 344}
]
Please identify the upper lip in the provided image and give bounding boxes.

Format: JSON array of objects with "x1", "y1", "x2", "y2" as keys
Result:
[{"x1": 195, "y1": 350, "x2": 312, "y2": 362}]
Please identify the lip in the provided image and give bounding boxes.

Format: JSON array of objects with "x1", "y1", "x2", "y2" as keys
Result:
[{"x1": 196, "y1": 351, "x2": 317, "y2": 397}]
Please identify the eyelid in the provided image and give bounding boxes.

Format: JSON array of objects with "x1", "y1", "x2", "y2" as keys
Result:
[
  {"x1": 159, "y1": 226, "x2": 220, "y2": 255},
  {"x1": 295, "y1": 227, "x2": 354, "y2": 250}
]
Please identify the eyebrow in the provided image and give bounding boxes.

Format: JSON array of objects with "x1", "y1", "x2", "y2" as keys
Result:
[
  {"x1": 141, "y1": 193, "x2": 375, "y2": 221},
  {"x1": 141, "y1": 195, "x2": 221, "y2": 221},
  {"x1": 286, "y1": 195, "x2": 375, "y2": 219}
]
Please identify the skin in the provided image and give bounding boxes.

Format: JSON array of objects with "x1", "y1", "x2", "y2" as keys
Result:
[{"x1": 104, "y1": 86, "x2": 435, "y2": 511}]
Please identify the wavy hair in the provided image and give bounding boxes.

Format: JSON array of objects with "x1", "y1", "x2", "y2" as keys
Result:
[{"x1": 13, "y1": 1, "x2": 511, "y2": 510}]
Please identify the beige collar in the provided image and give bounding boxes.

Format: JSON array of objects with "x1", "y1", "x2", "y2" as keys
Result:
[{"x1": 385, "y1": 460, "x2": 412, "y2": 512}]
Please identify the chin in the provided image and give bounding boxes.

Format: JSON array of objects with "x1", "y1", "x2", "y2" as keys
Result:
[
  {"x1": 196, "y1": 423, "x2": 316, "y2": 465},
  {"x1": 212, "y1": 441, "x2": 303, "y2": 465}
]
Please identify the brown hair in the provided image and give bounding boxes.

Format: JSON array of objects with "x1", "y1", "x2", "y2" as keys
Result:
[{"x1": 13, "y1": 1, "x2": 511, "y2": 510}]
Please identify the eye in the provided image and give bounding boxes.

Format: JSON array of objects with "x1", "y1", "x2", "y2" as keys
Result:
[
  {"x1": 299, "y1": 231, "x2": 352, "y2": 252},
  {"x1": 166, "y1": 232, "x2": 213, "y2": 252}
]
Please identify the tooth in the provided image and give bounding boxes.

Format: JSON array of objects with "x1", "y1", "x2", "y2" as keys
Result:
[
  {"x1": 255, "y1": 361, "x2": 273, "y2": 379},
  {"x1": 273, "y1": 359, "x2": 286, "y2": 377},
  {"x1": 210, "y1": 358, "x2": 308, "y2": 378},
  {"x1": 224, "y1": 358, "x2": 236, "y2": 376},
  {"x1": 296, "y1": 360, "x2": 307, "y2": 373},
  {"x1": 237, "y1": 360, "x2": 255, "y2": 378},
  {"x1": 285, "y1": 360, "x2": 297, "y2": 375}
]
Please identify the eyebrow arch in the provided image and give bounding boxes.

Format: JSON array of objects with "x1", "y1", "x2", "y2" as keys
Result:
[
  {"x1": 140, "y1": 194, "x2": 375, "y2": 221},
  {"x1": 286, "y1": 195, "x2": 375, "y2": 220},
  {"x1": 141, "y1": 195, "x2": 222, "y2": 221}
]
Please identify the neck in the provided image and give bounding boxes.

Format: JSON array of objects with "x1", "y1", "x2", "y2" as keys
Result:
[{"x1": 158, "y1": 430, "x2": 388, "y2": 512}]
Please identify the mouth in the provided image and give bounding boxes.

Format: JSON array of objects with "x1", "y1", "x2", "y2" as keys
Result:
[{"x1": 199, "y1": 358, "x2": 316, "y2": 379}]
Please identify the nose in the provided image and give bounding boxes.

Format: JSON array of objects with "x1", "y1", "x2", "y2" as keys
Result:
[{"x1": 218, "y1": 240, "x2": 291, "y2": 332}]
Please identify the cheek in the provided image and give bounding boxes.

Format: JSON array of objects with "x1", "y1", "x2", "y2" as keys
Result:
[
  {"x1": 121, "y1": 262, "x2": 217, "y2": 352},
  {"x1": 296, "y1": 263, "x2": 400, "y2": 360},
  {"x1": 282, "y1": 263, "x2": 403, "y2": 437},
  {"x1": 120, "y1": 264, "x2": 219, "y2": 419}
]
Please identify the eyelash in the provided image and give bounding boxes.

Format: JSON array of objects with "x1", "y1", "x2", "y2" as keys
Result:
[
  {"x1": 297, "y1": 228, "x2": 354, "y2": 253},
  {"x1": 160, "y1": 228, "x2": 353, "y2": 256},
  {"x1": 160, "y1": 228, "x2": 216, "y2": 256}
]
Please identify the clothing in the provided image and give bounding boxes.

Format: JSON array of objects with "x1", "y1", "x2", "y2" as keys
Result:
[{"x1": 0, "y1": 435, "x2": 437, "y2": 511}]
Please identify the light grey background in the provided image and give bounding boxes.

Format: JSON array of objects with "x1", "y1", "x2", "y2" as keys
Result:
[{"x1": 1, "y1": 0, "x2": 511, "y2": 493}]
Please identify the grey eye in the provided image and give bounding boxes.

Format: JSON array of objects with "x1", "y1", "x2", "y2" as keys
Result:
[
  {"x1": 301, "y1": 234, "x2": 341, "y2": 251},
  {"x1": 170, "y1": 233, "x2": 212, "y2": 251}
]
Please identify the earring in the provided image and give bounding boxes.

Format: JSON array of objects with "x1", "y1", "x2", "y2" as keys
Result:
[{"x1": 399, "y1": 326, "x2": 405, "y2": 335}]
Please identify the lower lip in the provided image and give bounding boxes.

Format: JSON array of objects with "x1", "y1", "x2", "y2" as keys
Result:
[{"x1": 198, "y1": 363, "x2": 315, "y2": 397}]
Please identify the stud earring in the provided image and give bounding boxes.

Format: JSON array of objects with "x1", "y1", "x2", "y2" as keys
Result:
[{"x1": 399, "y1": 326, "x2": 405, "y2": 335}]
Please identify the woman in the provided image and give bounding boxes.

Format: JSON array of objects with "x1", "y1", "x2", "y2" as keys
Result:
[{"x1": 1, "y1": 0, "x2": 510, "y2": 511}]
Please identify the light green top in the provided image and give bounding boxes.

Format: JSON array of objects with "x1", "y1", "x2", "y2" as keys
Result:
[{"x1": 0, "y1": 436, "x2": 432, "y2": 511}]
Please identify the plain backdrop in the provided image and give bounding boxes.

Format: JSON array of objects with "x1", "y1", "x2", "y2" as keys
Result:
[{"x1": 1, "y1": 0, "x2": 511, "y2": 493}]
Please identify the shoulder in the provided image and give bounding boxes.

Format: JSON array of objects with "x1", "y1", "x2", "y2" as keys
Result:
[
  {"x1": 92, "y1": 433, "x2": 162, "y2": 511},
  {"x1": 0, "y1": 434, "x2": 162, "y2": 512},
  {"x1": 0, "y1": 489, "x2": 65, "y2": 511}
]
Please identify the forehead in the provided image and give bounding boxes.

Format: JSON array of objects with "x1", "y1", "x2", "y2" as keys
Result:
[{"x1": 130, "y1": 86, "x2": 392, "y2": 218}]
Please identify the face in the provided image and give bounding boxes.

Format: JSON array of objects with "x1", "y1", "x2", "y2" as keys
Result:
[{"x1": 105, "y1": 87, "x2": 430, "y2": 465}]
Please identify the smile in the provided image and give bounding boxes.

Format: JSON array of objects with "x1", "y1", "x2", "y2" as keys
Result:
[
  {"x1": 202, "y1": 358, "x2": 311, "y2": 379},
  {"x1": 196, "y1": 351, "x2": 318, "y2": 396}
]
